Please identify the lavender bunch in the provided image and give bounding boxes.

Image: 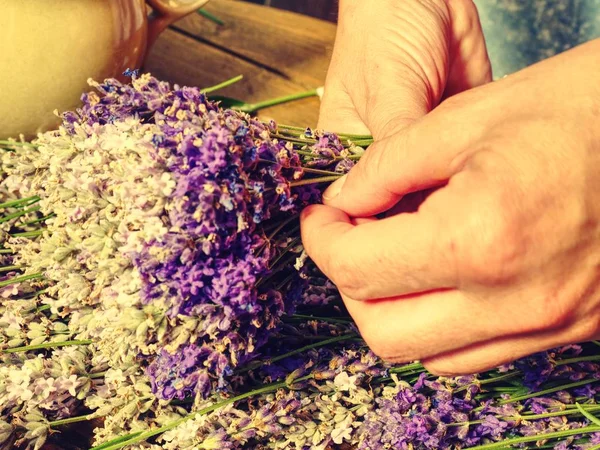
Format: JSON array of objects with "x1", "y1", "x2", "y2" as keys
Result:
[
  {"x1": 1, "y1": 75, "x2": 599, "y2": 450},
  {"x1": 0, "y1": 74, "x2": 363, "y2": 447}
]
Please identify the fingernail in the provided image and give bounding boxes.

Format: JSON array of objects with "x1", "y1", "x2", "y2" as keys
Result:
[{"x1": 322, "y1": 175, "x2": 346, "y2": 202}]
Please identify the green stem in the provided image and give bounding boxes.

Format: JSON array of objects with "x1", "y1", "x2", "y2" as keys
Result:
[
  {"x1": 255, "y1": 215, "x2": 299, "y2": 258},
  {"x1": 266, "y1": 214, "x2": 299, "y2": 242},
  {"x1": 295, "y1": 149, "x2": 362, "y2": 161},
  {"x1": 2, "y1": 339, "x2": 92, "y2": 354},
  {"x1": 90, "y1": 374, "x2": 315, "y2": 450},
  {"x1": 268, "y1": 236, "x2": 301, "y2": 270},
  {"x1": 239, "y1": 334, "x2": 357, "y2": 373},
  {"x1": 91, "y1": 433, "x2": 144, "y2": 450},
  {"x1": 267, "y1": 334, "x2": 356, "y2": 364},
  {"x1": 576, "y1": 402, "x2": 600, "y2": 426},
  {"x1": 464, "y1": 425, "x2": 600, "y2": 450},
  {"x1": 0, "y1": 272, "x2": 44, "y2": 287},
  {"x1": 455, "y1": 372, "x2": 520, "y2": 393},
  {"x1": 301, "y1": 167, "x2": 343, "y2": 176},
  {"x1": 201, "y1": 75, "x2": 243, "y2": 94},
  {"x1": 0, "y1": 206, "x2": 40, "y2": 224},
  {"x1": 473, "y1": 378, "x2": 599, "y2": 412},
  {"x1": 17, "y1": 213, "x2": 55, "y2": 227},
  {"x1": 290, "y1": 175, "x2": 342, "y2": 187},
  {"x1": 35, "y1": 303, "x2": 51, "y2": 312},
  {"x1": 0, "y1": 195, "x2": 40, "y2": 209},
  {"x1": 450, "y1": 404, "x2": 600, "y2": 427},
  {"x1": 0, "y1": 140, "x2": 37, "y2": 148},
  {"x1": 0, "y1": 249, "x2": 13, "y2": 254},
  {"x1": 49, "y1": 412, "x2": 99, "y2": 428},
  {"x1": 256, "y1": 251, "x2": 298, "y2": 289},
  {"x1": 349, "y1": 139, "x2": 374, "y2": 146},
  {"x1": 275, "y1": 123, "x2": 373, "y2": 141},
  {"x1": 555, "y1": 354, "x2": 600, "y2": 366},
  {"x1": 88, "y1": 371, "x2": 107, "y2": 379},
  {"x1": 237, "y1": 89, "x2": 318, "y2": 113},
  {"x1": 197, "y1": 8, "x2": 225, "y2": 25},
  {"x1": 0, "y1": 265, "x2": 21, "y2": 273},
  {"x1": 287, "y1": 314, "x2": 352, "y2": 324},
  {"x1": 270, "y1": 134, "x2": 318, "y2": 146},
  {"x1": 390, "y1": 362, "x2": 425, "y2": 374},
  {"x1": 10, "y1": 230, "x2": 44, "y2": 238}
]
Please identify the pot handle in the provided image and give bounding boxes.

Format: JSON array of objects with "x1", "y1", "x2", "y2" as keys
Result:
[{"x1": 145, "y1": 0, "x2": 210, "y2": 47}]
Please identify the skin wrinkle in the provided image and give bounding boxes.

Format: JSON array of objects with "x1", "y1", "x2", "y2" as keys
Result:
[
  {"x1": 383, "y1": 15, "x2": 446, "y2": 94},
  {"x1": 396, "y1": 3, "x2": 451, "y2": 89}
]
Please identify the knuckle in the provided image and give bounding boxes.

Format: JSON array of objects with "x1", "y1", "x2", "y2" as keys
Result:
[
  {"x1": 422, "y1": 359, "x2": 462, "y2": 377},
  {"x1": 572, "y1": 316, "x2": 600, "y2": 341},
  {"x1": 360, "y1": 327, "x2": 399, "y2": 363},
  {"x1": 456, "y1": 217, "x2": 521, "y2": 285},
  {"x1": 328, "y1": 255, "x2": 370, "y2": 301},
  {"x1": 361, "y1": 144, "x2": 388, "y2": 184},
  {"x1": 453, "y1": 163, "x2": 526, "y2": 285},
  {"x1": 356, "y1": 320, "x2": 420, "y2": 364},
  {"x1": 530, "y1": 293, "x2": 575, "y2": 332}
]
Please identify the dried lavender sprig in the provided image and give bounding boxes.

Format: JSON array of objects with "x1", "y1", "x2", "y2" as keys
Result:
[
  {"x1": 450, "y1": 403, "x2": 600, "y2": 427},
  {"x1": 467, "y1": 425, "x2": 600, "y2": 450},
  {"x1": 286, "y1": 313, "x2": 353, "y2": 324},
  {"x1": 239, "y1": 334, "x2": 358, "y2": 373},
  {"x1": 0, "y1": 196, "x2": 40, "y2": 209},
  {"x1": 48, "y1": 412, "x2": 101, "y2": 428},
  {"x1": 236, "y1": 89, "x2": 318, "y2": 113},
  {"x1": 0, "y1": 206, "x2": 40, "y2": 224},
  {"x1": 577, "y1": 402, "x2": 600, "y2": 426},
  {"x1": 201, "y1": 74, "x2": 243, "y2": 94},
  {"x1": 7, "y1": 230, "x2": 43, "y2": 238},
  {"x1": 556, "y1": 355, "x2": 600, "y2": 366},
  {"x1": 494, "y1": 378, "x2": 599, "y2": 407},
  {"x1": 290, "y1": 175, "x2": 342, "y2": 187},
  {"x1": 0, "y1": 140, "x2": 37, "y2": 148},
  {"x1": 90, "y1": 374, "x2": 315, "y2": 450},
  {"x1": 0, "y1": 272, "x2": 43, "y2": 287},
  {"x1": 275, "y1": 123, "x2": 373, "y2": 140},
  {"x1": 455, "y1": 372, "x2": 520, "y2": 393},
  {"x1": 1, "y1": 339, "x2": 92, "y2": 353}
]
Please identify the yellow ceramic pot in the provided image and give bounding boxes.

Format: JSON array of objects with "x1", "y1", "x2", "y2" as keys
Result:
[{"x1": 0, "y1": 0, "x2": 208, "y2": 139}]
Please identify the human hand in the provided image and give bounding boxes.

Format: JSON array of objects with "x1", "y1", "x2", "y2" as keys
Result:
[
  {"x1": 301, "y1": 40, "x2": 600, "y2": 375},
  {"x1": 319, "y1": 0, "x2": 491, "y2": 139}
]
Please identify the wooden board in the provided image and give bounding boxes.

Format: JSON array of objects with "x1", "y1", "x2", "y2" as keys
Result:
[
  {"x1": 144, "y1": 0, "x2": 338, "y2": 128},
  {"x1": 266, "y1": 0, "x2": 338, "y2": 22}
]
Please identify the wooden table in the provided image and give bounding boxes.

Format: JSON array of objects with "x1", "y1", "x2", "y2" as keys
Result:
[{"x1": 145, "y1": 0, "x2": 337, "y2": 128}]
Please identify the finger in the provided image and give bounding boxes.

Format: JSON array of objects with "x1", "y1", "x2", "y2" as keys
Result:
[
  {"x1": 322, "y1": 81, "x2": 504, "y2": 217},
  {"x1": 342, "y1": 289, "x2": 502, "y2": 364},
  {"x1": 300, "y1": 204, "x2": 457, "y2": 300},
  {"x1": 318, "y1": 82, "x2": 371, "y2": 136},
  {"x1": 444, "y1": 0, "x2": 493, "y2": 97},
  {"x1": 342, "y1": 286, "x2": 593, "y2": 366},
  {"x1": 421, "y1": 320, "x2": 596, "y2": 376}
]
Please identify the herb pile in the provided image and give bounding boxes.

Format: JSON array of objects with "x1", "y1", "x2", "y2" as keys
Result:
[{"x1": 1, "y1": 74, "x2": 599, "y2": 450}]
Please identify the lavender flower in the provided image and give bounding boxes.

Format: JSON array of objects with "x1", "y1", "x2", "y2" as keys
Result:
[{"x1": 3, "y1": 74, "x2": 600, "y2": 450}]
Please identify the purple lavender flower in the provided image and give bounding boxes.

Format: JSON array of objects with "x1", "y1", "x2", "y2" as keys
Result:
[
  {"x1": 59, "y1": 75, "x2": 352, "y2": 400},
  {"x1": 147, "y1": 344, "x2": 228, "y2": 400}
]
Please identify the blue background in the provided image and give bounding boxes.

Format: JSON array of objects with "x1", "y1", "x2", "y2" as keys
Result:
[{"x1": 474, "y1": 0, "x2": 600, "y2": 77}]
